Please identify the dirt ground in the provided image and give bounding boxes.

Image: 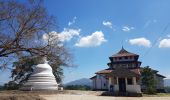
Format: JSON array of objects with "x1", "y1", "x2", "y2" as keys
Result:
[
  {"x1": 41, "y1": 94, "x2": 170, "y2": 100},
  {"x1": 0, "y1": 90, "x2": 170, "y2": 100}
]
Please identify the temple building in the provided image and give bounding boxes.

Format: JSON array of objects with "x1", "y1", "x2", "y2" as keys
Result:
[{"x1": 90, "y1": 47, "x2": 165, "y2": 94}]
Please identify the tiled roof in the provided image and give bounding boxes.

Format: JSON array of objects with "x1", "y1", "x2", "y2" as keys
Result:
[
  {"x1": 95, "y1": 68, "x2": 141, "y2": 76},
  {"x1": 111, "y1": 47, "x2": 138, "y2": 57},
  {"x1": 90, "y1": 75, "x2": 97, "y2": 79},
  {"x1": 110, "y1": 68, "x2": 140, "y2": 77},
  {"x1": 95, "y1": 69, "x2": 112, "y2": 74},
  {"x1": 130, "y1": 69, "x2": 141, "y2": 75},
  {"x1": 156, "y1": 74, "x2": 166, "y2": 78}
]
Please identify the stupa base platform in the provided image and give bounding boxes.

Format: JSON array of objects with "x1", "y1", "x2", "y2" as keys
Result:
[{"x1": 20, "y1": 84, "x2": 58, "y2": 91}]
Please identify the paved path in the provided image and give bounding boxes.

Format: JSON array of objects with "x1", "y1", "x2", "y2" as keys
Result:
[{"x1": 41, "y1": 94, "x2": 170, "y2": 100}]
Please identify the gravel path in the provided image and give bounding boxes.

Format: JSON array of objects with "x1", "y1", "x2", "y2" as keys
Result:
[{"x1": 41, "y1": 94, "x2": 170, "y2": 100}]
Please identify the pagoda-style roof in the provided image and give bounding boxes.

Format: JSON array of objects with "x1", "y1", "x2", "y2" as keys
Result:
[
  {"x1": 156, "y1": 74, "x2": 166, "y2": 78},
  {"x1": 95, "y1": 68, "x2": 113, "y2": 74},
  {"x1": 95, "y1": 68, "x2": 141, "y2": 76},
  {"x1": 90, "y1": 75, "x2": 97, "y2": 79},
  {"x1": 108, "y1": 68, "x2": 140, "y2": 77},
  {"x1": 111, "y1": 47, "x2": 138, "y2": 57}
]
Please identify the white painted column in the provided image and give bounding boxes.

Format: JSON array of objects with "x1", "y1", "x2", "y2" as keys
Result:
[
  {"x1": 133, "y1": 77, "x2": 136, "y2": 85},
  {"x1": 116, "y1": 77, "x2": 119, "y2": 91},
  {"x1": 125, "y1": 77, "x2": 127, "y2": 85},
  {"x1": 116, "y1": 77, "x2": 118, "y2": 84},
  {"x1": 108, "y1": 77, "x2": 111, "y2": 91},
  {"x1": 109, "y1": 77, "x2": 112, "y2": 85}
]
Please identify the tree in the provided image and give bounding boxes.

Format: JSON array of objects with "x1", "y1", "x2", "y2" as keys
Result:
[
  {"x1": 0, "y1": 0, "x2": 73, "y2": 84},
  {"x1": 141, "y1": 66, "x2": 157, "y2": 94},
  {"x1": 11, "y1": 56, "x2": 36, "y2": 84},
  {"x1": 3, "y1": 80, "x2": 21, "y2": 90}
]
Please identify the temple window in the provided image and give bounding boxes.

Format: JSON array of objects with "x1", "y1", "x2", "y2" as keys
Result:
[
  {"x1": 127, "y1": 78, "x2": 133, "y2": 85},
  {"x1": 115, "y1": 57, "x2": 117, "y2": 61},
  {"x1": 125, "y1": 56, "x2": 128, "y2": 60},
  {"x1": 104, "y1": 83, "x2": 106, "y2": 86},
  {"x1": 121, "y1": 64, "x2": 126, "y2": 68},
  {"x1": 128, "y1": 64, "x2": 131, "y2": 68}
]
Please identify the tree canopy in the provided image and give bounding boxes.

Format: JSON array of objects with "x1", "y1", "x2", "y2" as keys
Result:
[
  {"x1": 0, "y1": 0, "x2": 73, "y2": 84},
  {"x1": 141, "y1": 66, "x2": 157, "y2": 94}
]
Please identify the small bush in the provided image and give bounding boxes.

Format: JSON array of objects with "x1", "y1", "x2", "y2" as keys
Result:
[
  {"x1": 146, "y1": 86, "x2": 157, "y2": 94},
  {"x1": 3, "y1": 81, "x2": 23, "y2": 90},
  {"x1": 165, "y1": 86, "x2": 170, "y2": 93}
]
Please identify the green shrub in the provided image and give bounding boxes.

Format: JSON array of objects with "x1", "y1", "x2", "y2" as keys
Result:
[{"x1": 165, "y1": 86, "x2": 170, "y2": 93}]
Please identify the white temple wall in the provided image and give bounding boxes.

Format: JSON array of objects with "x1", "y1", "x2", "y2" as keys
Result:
[
  {"x1": 126, "y1": 85, "x2": 141, "y2": 93},
  {"x1": 94, "y1": 75, "x2": 108, "y2": 90},
  {"x1": 91, "y1": 78, "x2": 96, "y2": 89},
  {"x1": 155, "y1": 76, "x2": 164, "y2": 89},
  {"x1": 114, "y1": 85, "x2": 119, "y2": 92}
]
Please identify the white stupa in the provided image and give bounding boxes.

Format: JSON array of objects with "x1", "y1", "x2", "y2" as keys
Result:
[{"x1": 21, "y1": 57, "x2": 58, "y2": 90}]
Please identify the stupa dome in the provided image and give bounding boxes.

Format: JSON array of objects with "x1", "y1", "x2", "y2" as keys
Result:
[{"x1": 20, "y1": 57, "x2": 58, "y2": 90}]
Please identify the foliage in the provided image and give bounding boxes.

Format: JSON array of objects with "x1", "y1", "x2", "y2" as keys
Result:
[
  {"x1": 11, "y1": 56, "x2": 38, "y2": 84},
  {"x1": 164, "y1": 86, "x2": 170, "y2": 93},
  {"x1": 65, "y1": 85, "x2": 91, "y2": 90},
  {"x1": 0, "y1": 85, "x2": 4, "y2": 90},
  {"x1": 0, "y1": 0, "x2": 73, "y2": 68},
  {"x1": 141, "y1": 66, "x2": 157, "y2": 94},
  {"x1": 0, "y1": 0, "x2": 73, "y2": 84},
  {"x1": 3, "y1": 81, "x2": 22, "y2": 90}
]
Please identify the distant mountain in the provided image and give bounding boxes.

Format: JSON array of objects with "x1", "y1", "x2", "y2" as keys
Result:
[
  {"x1": 164, "y1": 79, "x2": 170, "y2": 86},
  {"x1": 64, "y1": 78, "x2": 92, "y2": 87}
]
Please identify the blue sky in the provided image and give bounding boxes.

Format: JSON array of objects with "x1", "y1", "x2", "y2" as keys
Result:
[
  {"x1": 43, "y1": 0, "x2": 170, "y2": 83},
  {"x1": 1, "y1": 0, "x2": 170, "y2": 84}
]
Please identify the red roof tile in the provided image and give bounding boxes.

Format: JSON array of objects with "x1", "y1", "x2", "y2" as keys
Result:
[
  {"x1": 130, "y1": 69, "x2": 141, "y2": 75},
  {"x1": 111, "y1": 47, "x2": 138, "y2": 57},
  {"x1": 95, "y1": 68, "x2": 141, "y2": 76},
  {"x1": 109, "y1": 68, "x2": 140, "y2": 77},
  {"x1": 95, "y1": 69, "x2": 112, "y2": 74},
  {"x1": 90, "y1": 75, "x2": 97, "y2": 79}
]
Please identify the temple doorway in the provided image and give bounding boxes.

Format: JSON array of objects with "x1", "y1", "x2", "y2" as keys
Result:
[{"x1": 118, "y1": 78, "x2": 126, "y2": 92}]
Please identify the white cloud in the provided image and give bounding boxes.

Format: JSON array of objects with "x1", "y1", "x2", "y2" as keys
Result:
[
  {"x1": 122, "y1": 26, "x2": 134, "y2": 32},
  {"x1": 43, "y1": 28, "x2": 80, "y2": 42},
  {"x1": 68, "y1": 16, "x2": 77, "y2": 26},
  {"x1": 129, "y1": 37, "x2": 151, "y2": 47},
  {"x1": 58, "y1": 28, "x2": 80, "y2": 42},
  {"x1": 159, "y1": 38, "x2": 170, "y2": 48},
  {"x1": 75, "y1": 31, "x2": 107, "y2": 47},
  {"x1": 103, "y1": 21, "x2": 113, "y2": 29}
]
